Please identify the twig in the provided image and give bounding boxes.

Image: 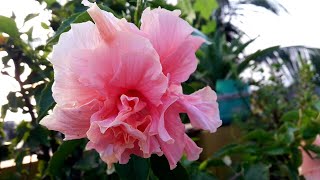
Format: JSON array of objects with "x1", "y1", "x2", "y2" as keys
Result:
[{"x1": 12, "y1": 51, "x2": 37, "y2": 125}]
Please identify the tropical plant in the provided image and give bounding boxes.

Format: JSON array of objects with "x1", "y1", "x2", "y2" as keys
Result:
[{"x1": 199, "y1": 61, "x2": 320, "y2": 179}]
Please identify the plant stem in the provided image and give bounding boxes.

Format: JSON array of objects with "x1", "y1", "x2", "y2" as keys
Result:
[
  {"x1": 134, "y1": 0, "x2": 143, "y2": 26},
  {"x1": 12, "y1": 51, "x2": 37, "y2": 126}
]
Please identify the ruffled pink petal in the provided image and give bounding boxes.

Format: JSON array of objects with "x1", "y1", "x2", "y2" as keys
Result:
[
  {"x1": 301, "y1": 136, "x2": 320, "y2": 178},
  {"x1": 51, "y1": 22, "x2": 101, "y2": 70},
  {"x1": 51, "y1": 22, "x2": 102, "y2": 107},
  {"x1": 177, "y1": 86, "x2": 222, "y2": 132},
  {"x1": 68, "y1": 31, "x2": 168, "y2": 105},
  {"x1": 157, "y1": 107, "x2": 186, "y2": 170},
  {"x1": 141, "y1": 7, "x2": 193, "y2": 59},
  {"x1": 86, "y1": 123, "x2": 132, "y2": 167},
  {"x1": 119, "y1": 142, "x2": 144, "y2": 164},
  {"x1": 53, "y1": 70, "x2": 101, "y2": 108},
  {"x1": 304, "y1": 171, "x2": 320, "y2": 180},
  {"x1": 161, "y1": 43, "x2": 198, "y2": 83},
  {"x1": 149, "y1": 95, "x2": 178, "y2": 143},
  {"x1": 184, "y1": 134, "x2": 203, "y2": 161},
  {"x1": 186, "y1": 35, "x2": 206, "y2": 51},
  {"x1": 117, "y1": 95, "x2": 146, "y2": 113},
  {"x1": 40, "y1": 100, "x2": 100, "y2": 140},
  {"x1": 87, "y1": 3, "x2": 116, "y2": 42},
  {"x1": 82, "y1": 0, "x2": 144, "y2": 36},
  {"x1": 140, "y1": 135, "x2": 163, "y2": 158},
  {"x1": 86, "y1": 107, "x2": 152, "y2": 166},
  {"x1": 109, "y1": 47, "x2": 168, "y2": 106},
  {"x1": 140, "y1": 7, "x2": 205, "y2": 83}
]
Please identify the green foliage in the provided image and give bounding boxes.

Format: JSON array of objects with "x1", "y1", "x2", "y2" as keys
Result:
[
  {"x1": 115, "y1": 155, "x2": 150, "y2": 180},
  {"x1": 48, "y1": 139, "x2": 85, "y2": 177},
  {"x1": 177, "y1": 0, "x2": 196, "y2": 22},
  {"x1": 36, "y1": 81, "x2": 55, "y2": 121},
  {"x1": 150, "y1": 155, "x2": 189, "y2": 180},
  {"x1": 193, "y1": 0, "x2": 218, "y2": 20},
  {"x1": 244, "y1": 163, "x2": 270, "y2": 180},
  {"x1": 202, "y1": 63, "x2": 320, "y2": 179},
  {"x1": 0, "y1": 15, "x2": 20, "y2": 39}
]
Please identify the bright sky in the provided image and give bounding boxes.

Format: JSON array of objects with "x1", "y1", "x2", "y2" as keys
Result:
[
  {"x1": 232, "y1": 0, "x2": 320, "y2": 52},
  {"x1": 0, "y1": 0, "x2": 320, "y2": 122}
]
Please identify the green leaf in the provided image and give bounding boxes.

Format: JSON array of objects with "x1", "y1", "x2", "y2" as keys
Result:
[
  {"x1": 115, "y1": 155, "x2": 150, "y2": 180},
  {"x1": 242, "y1": 129, "x2": 272, "y2": 142},
  {"x1": 277, "y1": 124, "x2": 297, "y2": 145},
  {"x1": 237, "y1": 46, "x2": 280, "y2": 75},
  {"x1": 212, "y1": 143, "x2": 239, "y2": 157},
  {"x1": 48, "y1": 139, "x2": 84, "y2": 176},
  {"x1": 15, "y1": 150, "x2": 27, "y2": 172},
  {"x1": 150, "y1": 155, "x2": 189, "y2": 180},
  {"x1": 24, "y1": 13, "x2": 39, "y2": 23},
  {"x1": 7, "y1": 92, "x2": 24, "y2": 113},
  {"x1": 201, "y1": 21, "x2": 216, "y2": 34},
  {"x1": 47, "y1": 11, "x2": 91, "y2": 44},
  {"x1": 291, "y1": 147, "x2": 302, "y2": 168},
  {"x1": 45, "y1": 0, "x2": 56, "y2": 6},
  {"x1": 73, "y1": 150, "x2": 99, "y2": 171},
  {"x1": 193, "y1": 0, "x2": 218, "y2": 20},
  {"x1": 41, "y1": 22, "x2": 49, "y2": 29},
  {"x1": 301, "y1": 121, "x2": 320, "y2": 139},
  {"x1": 0, "y1": 15, "x2": 19, "y2": 38},
  {"x1": 2, "y1": 56, "x2": 11, "y2": 68},
  {"x1": 263, "y1": 146, "x2": 288, "y2": 155},
  {"x1": 304, "y1": 144, "x2": 320, "y2": 157},
  {"x1": 280, "y1": 110, "x2": 299, "y2": 122},
  {"x1": 26, "y1": 125, "x2": 50, "y2": 148},
  {"x1": 26, "y1": 27, "x2": 33, "y2": 41},
  {"x1": 244, "y1": 163, "x2": 270, "y2": 180},
  {"x1": 1, "y1": 104, "x2": 9, "y2": 119},
  {"x1": 190, "y1": 171, "x2": 217, "y2": 180},
  {"x1": 37, "y1": 81, "x2": 55, "y2": 121},
  {"x1": 12, "y1": 121, "x2": 31, "y2": 146},
  {"x1": 178, "y1": 0, "x2": 196, "y2": 22},
  {"x1": 182, "y1": 83, "x2": 195, "y2": 94}
]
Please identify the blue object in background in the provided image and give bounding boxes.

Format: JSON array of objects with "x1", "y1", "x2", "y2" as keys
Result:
[{"x1": 216, "y1": 79, "x2": 251, "y2": 125}]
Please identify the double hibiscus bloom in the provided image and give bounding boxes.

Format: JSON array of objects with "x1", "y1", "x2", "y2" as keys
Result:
[{"x1": 41, "y1": 0, "x2": 222, "y2": 169}]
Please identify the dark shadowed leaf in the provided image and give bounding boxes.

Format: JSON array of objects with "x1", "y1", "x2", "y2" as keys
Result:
[
  {"x1": 48, "y1": 139, "x2": 85, "y2": 176},
  {"x1": 150, "y1": 155, "x2": 189, "y2": 180},
  {"x1": 15, "y1": 150, "x2": 27, "y2": 172},
  {"x1": 115, "y1": 155, "x2": 150, "y2": 180},
  {"x1": 244, "y1": 163, "x2": 270, "y2": 180},
  {"x1": 26, "y1": 125, "x2": 50, "y2": 148},
  {"x1": 37, "y1": 81, "x2": 55, "y2": 121},
  {"x1": 73, "y1": 150, "x2": 99, "y2": 171}
]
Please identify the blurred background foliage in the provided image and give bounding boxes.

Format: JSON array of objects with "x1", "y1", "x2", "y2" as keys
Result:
[{"x1": 1, "y1": 0, "x2": 320, "y2": 179}]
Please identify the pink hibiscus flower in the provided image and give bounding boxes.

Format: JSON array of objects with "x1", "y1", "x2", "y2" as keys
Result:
[
  {"x1": 300, "y1": 136, "x2": 320, "y2": 180},
  {"x1": 40, "y1": 0, "x2": 222, "y2": 169}
]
